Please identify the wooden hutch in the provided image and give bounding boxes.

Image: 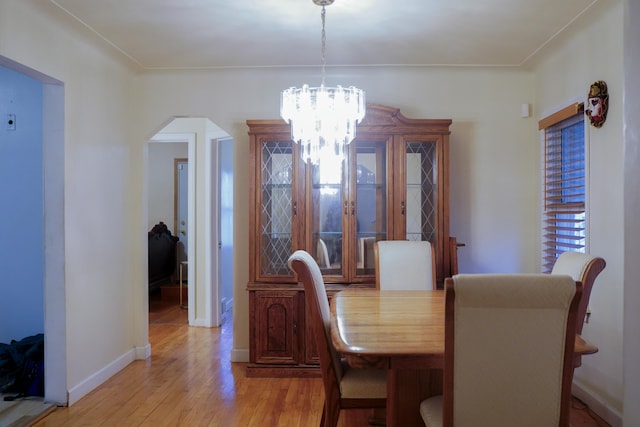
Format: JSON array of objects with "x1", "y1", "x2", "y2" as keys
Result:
[{"x1": 247, "y1": 104, "x2": 454, "y2": 376}]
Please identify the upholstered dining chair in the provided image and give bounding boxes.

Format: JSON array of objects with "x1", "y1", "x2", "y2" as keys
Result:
[
  {"x1": 374, "y1": 240, "x2": 436, "y2": 290},
  {"x1": 551, "y1": 251, "x2": 606, "y2": 335},
  {"x1": 317, "y1": 238, "x2": 331, "y2": 268},
  {"x1": 420, "y1": 274, "x2": 582, "y2": 427},
  {"x1": 551, "y1": 251, "x2": 606, "y2": 368},
  {"x1": 287, "y1": 250, "x2": 386, "y2": 427}
]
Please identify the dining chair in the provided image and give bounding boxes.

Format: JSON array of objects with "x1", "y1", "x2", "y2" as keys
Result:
[
  {"x1": 287, "y1": 250, "x2": 386, "y2": 427},
  {"x1": 448, "y1": 237, "x2": 464, "y2": 276},
  {"x1": 317, "y1": 238, "x2": 331, "y2": 268},
  {"x1": 357, "y1": 236, "x2": 377, "y2": 269},
  {"x1": 420, "y1": 274, "x2": 582, "y2": 427},
  {"x1": 551, "y1": 252, "x2": 606, "y2": 369},
  {"x1": 374, "y1": 240, "x2": 436, "y2": 290},
  {"x1": 551, "y1": 251, "x2": 606, "y2": 336}
]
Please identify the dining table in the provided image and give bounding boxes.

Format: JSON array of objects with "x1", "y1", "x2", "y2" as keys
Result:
[{"x1": 329, "y1": 289, "x2": 599, "y2": 427}]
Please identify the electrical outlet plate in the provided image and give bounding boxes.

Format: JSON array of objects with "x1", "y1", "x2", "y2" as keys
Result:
[{"x1": 7, "y1": 114, "x2": 16, "y2": 131}]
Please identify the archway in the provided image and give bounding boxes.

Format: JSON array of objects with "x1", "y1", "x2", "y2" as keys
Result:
[{"x1": 146, "y1": 117, "x2": 234, "y2": 329}]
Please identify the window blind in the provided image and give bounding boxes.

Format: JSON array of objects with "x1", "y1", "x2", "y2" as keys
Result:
[{"x1": 540, "y1": 105, "x2": 586, "y2": 272}]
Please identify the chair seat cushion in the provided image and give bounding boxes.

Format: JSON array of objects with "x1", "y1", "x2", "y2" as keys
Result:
[
  {"x1": 339, "y1": 367, "x2": 386, "y2": 399},
  {"x1": 420, "y1": 395, "x2": 443, "y2": 427}
]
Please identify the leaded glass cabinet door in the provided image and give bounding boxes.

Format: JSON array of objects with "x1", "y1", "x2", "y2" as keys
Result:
[
  {"x1": 349, "y1": 138, "x2": 391, "y2": 280},
  {"x1": 253, "y1": 137, "x2": 305, "y2": 282},
  {"x1": 308, "y1": 159, "x2": 347, "y2": 281},
  {"x1": 393, "y1": 135, "x2": 450, "y2": 286}
]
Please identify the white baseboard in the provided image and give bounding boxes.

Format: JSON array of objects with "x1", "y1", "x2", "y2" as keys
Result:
[
  {"x1": 231, "y1": 348, "x2": 249, "y2": 363},
  {"x1": 135, "y1": 343, "x2": 151, "y2": 360},
  {"x1": 572, "y1": 380, "x2": 622, "y2": 427},
  {"x1": 67, "y1": 348, "x2": 136, "y2": 406},
  {"x1": 191, "y1": 317, "x2": 209, "y2": 327}
]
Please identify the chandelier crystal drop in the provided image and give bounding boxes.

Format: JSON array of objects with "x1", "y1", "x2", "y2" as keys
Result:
[{"x1": 280, "y1": 0, "x2": 366, "y2": 165}]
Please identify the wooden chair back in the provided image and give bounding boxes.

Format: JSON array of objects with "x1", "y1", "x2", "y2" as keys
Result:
[
  {"x1": 288, "y1": 251, "x2": 343, "y2": 410},
  {"x1": 288, "y1": 250, "x2": 385, "y2": 427}
]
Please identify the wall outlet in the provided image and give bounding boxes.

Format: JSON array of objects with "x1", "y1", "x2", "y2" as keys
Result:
[{"x1": 7, "y1": 114, "x2": 16, "y2": 131}]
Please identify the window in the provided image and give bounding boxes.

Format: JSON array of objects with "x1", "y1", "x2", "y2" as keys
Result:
[{"x1": 539, "y1": 103, "x2": 586, "y2": 272}]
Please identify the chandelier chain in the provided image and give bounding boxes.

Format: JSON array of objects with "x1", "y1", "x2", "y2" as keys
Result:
[{"x1": 321, "y1": 5, "x2": 326, "y2": 86}]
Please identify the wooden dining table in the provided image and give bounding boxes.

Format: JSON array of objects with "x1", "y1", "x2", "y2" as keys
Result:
[{"x1": 329, "y1": 289, "x2": 598, "y2": 427}]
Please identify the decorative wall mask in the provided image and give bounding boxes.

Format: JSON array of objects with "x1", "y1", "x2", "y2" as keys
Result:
[{"x1": 585, "y1": 80, "x2": 608, "y2": 128}]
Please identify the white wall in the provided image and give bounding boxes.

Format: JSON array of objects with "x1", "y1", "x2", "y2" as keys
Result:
[
  {"x1": 623, "y1": 0, "x2": 640, "y2": 424},
  {"x1": 0, "y1": 0, "x2": 146, "y2": 404},
  {"x1": 137, "y1": 65, "x2": 538, "y2": 361},
  {"x1": 530, "y1": 0, "x2": 624, "y2": 422}
]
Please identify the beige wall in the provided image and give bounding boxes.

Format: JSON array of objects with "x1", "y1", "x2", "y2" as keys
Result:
[
  {"x1": 623, "y1": 0, "x2": 640, "y2": 424},
  {"x1": 0, "y1": 0, "x2": 627, "y2": 421},
  {"x1": 0, "y1": 0, "x2": 147, "y2": 401},
  {"x1": 623, "y1": 1, "x2": 640, "y2": 425},
  {"x1": 530, "y1": 0, "x2": 624, "y2": 420},
  {"x1": 137, "y1": 65, "x2": 538, "y2": 363}
]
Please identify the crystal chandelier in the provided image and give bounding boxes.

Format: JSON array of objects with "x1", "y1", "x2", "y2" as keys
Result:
[{"x1": 280, "y1": 0, "x2": 365, "y2": 165}]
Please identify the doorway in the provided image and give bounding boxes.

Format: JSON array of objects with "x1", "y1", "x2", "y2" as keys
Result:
[
  {"x1": 218, "y1": 138, "x2": 234, "y2": 320},
  {"x1": 0, "y1": 56, "x2": 67, "y2": 404},
  {"x1": 148, "y1": 134, "x2": 192, "y2": 321},
  {"x1": 174, "y1": 158, "x2": 188, "y2": 263},
  {"x1": 147, "y1": 119, "x2": 234, "y2": 329}
]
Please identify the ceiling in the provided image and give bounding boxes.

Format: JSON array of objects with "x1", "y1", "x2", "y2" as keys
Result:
[{"x1": 47, "y1": 0, "x2": 599, "y2": 70}]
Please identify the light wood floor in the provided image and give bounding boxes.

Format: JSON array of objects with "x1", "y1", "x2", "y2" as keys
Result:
[{"x1": 33, "y1": 293, "x2": 611, "y2": 427}]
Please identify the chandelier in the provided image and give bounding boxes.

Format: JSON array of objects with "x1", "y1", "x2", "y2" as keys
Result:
[{"x1": 280, "y1": 0, "x2": 365, "y2": 165}]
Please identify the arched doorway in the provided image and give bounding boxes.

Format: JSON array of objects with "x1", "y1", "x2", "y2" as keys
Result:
[{"x1": 146, "y1": 118, "x2": 234, "y2": 329}]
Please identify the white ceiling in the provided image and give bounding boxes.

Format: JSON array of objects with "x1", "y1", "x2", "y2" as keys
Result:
[{"x1": 47, "y1": 0, "x2": 599, "y2": 70}]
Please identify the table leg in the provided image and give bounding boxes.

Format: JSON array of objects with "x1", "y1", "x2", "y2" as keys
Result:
[
  {"x1": 387, "y1": 368, "x2": 443, "y2": 427},
  {"x1": 386, "y1": 369, "x2": 398, "y2": 427}
]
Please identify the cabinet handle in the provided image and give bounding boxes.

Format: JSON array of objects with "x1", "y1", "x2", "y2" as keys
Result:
[
  {"x1": 351, "y1": 201, "x2": 355, "y2": 216},
  {"x1": 293, "y1": 320, "x2": 298, "y2": 335},
  {"x1": 344, "y1": 201, "x2": 348, "y2": 215},
  {"x1": 293, "y1": 201, "x2": 297, "y2": 216},
  {"x1": 401, "y1": 200, "x2": 406, "y2": 216}
]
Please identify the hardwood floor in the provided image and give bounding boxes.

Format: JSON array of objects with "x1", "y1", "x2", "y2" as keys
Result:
[{"x1": 33, "y1": 293, "x2": 611, "y2": 427}]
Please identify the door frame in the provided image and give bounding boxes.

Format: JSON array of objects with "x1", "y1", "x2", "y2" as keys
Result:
[
  {"x1": 149, "y1": 133, "x2": 195, "y2": 322},
  {"x1": 174, "y1": 157, "x2": 188, "y2": 266},
  {"x1": 0, "y1": 55, "x2": 68, "y2": 405}
]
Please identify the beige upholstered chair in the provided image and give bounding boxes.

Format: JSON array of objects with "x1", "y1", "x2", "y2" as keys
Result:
[
  {"x1": 551, "y1": 251, "x2": 606, "y2": 368},
  {"x1": 357, "y1": 236, "x2": 377, "y2": 269},
  {"x1": 374, "y1": 240, "x2": 436, "y2": 290},
  {"x1": 420, "y1": 274, "x2": 582, "y2": 427},
  {"x1": 317, "y1": 238, "x2": 331, "y2": 268},
  {"x1": 287, "y1": 250, "x2": 386, "y2": 427},
  {"x1": 551, "y1": 251, "x2": 606, "y2": 335}
]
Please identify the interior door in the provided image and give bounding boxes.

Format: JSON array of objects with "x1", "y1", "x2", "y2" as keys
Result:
[
  {"x1": 175, "y1": 158, "x2": 188, "y2": 264},
  {"x1": 218, "y1": 138, "x2": 234, "y2": 315}
]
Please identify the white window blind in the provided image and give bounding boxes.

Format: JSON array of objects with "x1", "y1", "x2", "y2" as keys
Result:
[{"x1": 539, "y1": 103, "x2": 586, "y2": 272}]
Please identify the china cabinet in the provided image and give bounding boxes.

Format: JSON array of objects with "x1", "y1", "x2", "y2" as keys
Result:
[{"x1": 247, "y1": 104, "x2": 453, "y2": 376}]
